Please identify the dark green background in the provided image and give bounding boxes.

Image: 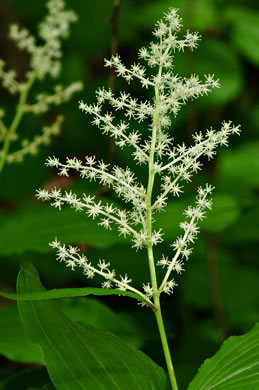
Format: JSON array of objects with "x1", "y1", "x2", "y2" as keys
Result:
[{"x1": 0, "y1": 1, "x2": 258, "y2": 389}]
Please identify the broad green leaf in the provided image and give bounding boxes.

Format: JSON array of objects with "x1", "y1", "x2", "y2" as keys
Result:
[
  {"x1": 188, "y1": 323, "x2": 259, "y2": 390},
  {"x1": 61, "y1": 298, "x2": 144, "y2": 348},
  {"x1": 0, "y1": 298, "x2": 143, "y2": 364},
  {"x1": 0, "y1": 204, "x2": 125, "y2": 255},
  {"x1": 17, "y1": 264, "x2": 168, "y2": 390}
]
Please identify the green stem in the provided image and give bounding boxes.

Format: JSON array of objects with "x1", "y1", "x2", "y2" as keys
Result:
[
  {"x1": 155, "y1": 308, "x2": 178, "y2": 390},
  {"x1": 145, "y1": 73, "x2": 178, "y2": 390},
  {"x1": 0, "y1": 73, "x2": 35, "y2": 174},
  {"x1": 148, "y1": 243, "x2": 178, "y2": 390}
]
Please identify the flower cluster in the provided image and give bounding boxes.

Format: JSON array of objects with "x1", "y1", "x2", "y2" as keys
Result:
[
  {"x1": 8, "y1": 0, "x2": 77, "y2": 81},
  {"x1": 36, "y1": 182, "x2": 162, "y2": 250},
  {"x1": 38, "y1": 8, "x2": 240, "y2": 305},
  {"x1": 0, "y1": 0, "x2": 82, "y2": 171},
  {"x1": 49, "y1": 238, "x2": 154, "y2": 308},
  {"x1": 152, "y1": 121, "x2": 240, "y2": 212},
  {"x1": 158, "y1": 184, "x2": 213, "y2": 294},
  {"x1": 4, "y1": 116, "x2": 63, "y2": 163}
]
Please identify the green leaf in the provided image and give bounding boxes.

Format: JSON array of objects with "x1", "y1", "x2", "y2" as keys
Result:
[
  {"x1": 0, "y1": 285, "x2": 146, "y2": 305},
  {"x1": 61, "y1": 298, "x2": 144, "y2": 348},
  {"x1": 188, "y1": 323, "x2": 259, "y2": 390},
  {"x1": 0, "y1": 299, "x2": 143, "y2": 364},
  {"x1": 17, "y1": 264, "x2": 168, "y2": 390},
  {"x1": 0, "y1": 204, "x2": 125, "y2": 255}
]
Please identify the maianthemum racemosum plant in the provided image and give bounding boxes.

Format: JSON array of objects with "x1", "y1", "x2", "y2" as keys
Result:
[
  {"x1": 37, "y1": 8, "x2": 240, "y2": 390},
  {"x1": 0, "y1": 0, "x2": 82, "y2": 174}
]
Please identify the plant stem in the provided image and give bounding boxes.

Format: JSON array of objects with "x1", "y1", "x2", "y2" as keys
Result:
[
  {"x1": 147, "y1": 243, "x2": 178, "y2": 390},
  {"x1": 145, "y1": 73, "x2": 178, "y2": 390},
  {"x1": 155, "y1": 308, "x2": 178, "y2": 390},
  {"x1": 0, "y1": 73, "x2": 35, "y2": 174}
]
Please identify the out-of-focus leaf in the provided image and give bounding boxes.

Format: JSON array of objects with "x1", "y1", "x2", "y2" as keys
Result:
[
  {"x1": 17, "y1": 264, "x2": 168, "y2": 390},
  {"x1": 0, "y1": 368, "x2": 50, "y2": 390},
  {"x1": 188, "y1": 323, "x2": 259, "y2": 390},
  {"x1": 182, "y1": 246, "x2": 259, "y2": 329},
  {"x1": 131, "y1": 0, "x2": 217, "y2": 32},
  {"x1": 217, "y1": 142, "x2": 259, "y2": 195},
  {"x1": 70, "y1": 0, "x2": 114, "y2": 56},
  {"x1": 171, "y1": 37, "x2": 242, "y2": 105},
  {"x1": 221, "y1": 265, "x2": 259, "y2": 328},
  {"x1": 0, "y1": 204, "x2": 126, "y2": 255},
  {"x1": 190, "y1": 39, "x2": 242, "y2": 105},
  {"x1": 155, "y1": 194, "x2": 240, "y2": 241},
  {"x1": 222, "y1": 207, "x2": 259, "y2": 244},
  {"x1": 28, "y1": 385, "x2": 55, "y2": 390},
  {"x1": 227, "y1": 7, "x2": 259, "y2": 66},
  {"x1": 200, "y1": 195, "x2": 240, "y2": 233},
  {"x1": 0, "y1": 152, "x2": 49, "y2": 204},
  {"x1": 181, "y1": 239, "x2": 210, "y2": 309}
]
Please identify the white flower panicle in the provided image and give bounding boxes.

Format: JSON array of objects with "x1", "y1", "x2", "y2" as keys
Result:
[
  {"x1": 4, "y1": 116, "x2": 63, "y2": 163},
  {"x1": 45, "y1": 155, "x2": 146, "y2": 206},
  {"x1": 1, "y1": 0, "x2": 79, "y2": 88},
  {"x1": 8, "y1": 0, "x2": 77, "y2": 80},
  {"x1": 159, "y1": 184, "x2": 213, "y2": 294},
  {"x1": 25, "y1": 82, "x2": 83, "y2": 115},
  {"x1": 36, "y1": 184, "x2": 162, "y2": 251},
  {"x1": 38, "y1": 8, "x2": 240, "y2": 306},
  {"x1": 49, "y1": 238, "x2": 154, "y2": 307},
  {"x1": 0, "y1": 0, "x2": 82, "y2": 169}
]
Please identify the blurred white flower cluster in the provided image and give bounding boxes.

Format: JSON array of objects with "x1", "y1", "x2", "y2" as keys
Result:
[
  {"x1": 0, "y1": 0, "x2": 82, "y2": 170},
  {"x1": 37, "y1": 8, "x2": 240, "y2": 308}
]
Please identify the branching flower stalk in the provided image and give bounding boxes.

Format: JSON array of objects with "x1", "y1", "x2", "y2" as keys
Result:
[
  {"x1": 0, "y1": 0, "x2": 83, "y2": 174},
  {"x1": 37, "y1": 8, "x2": 240, "y2": 390}
]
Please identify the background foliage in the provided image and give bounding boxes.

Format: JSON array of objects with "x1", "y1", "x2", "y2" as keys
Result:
[{"x1": 0, "y1": 0, "x2": 258, "y2": 389}]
